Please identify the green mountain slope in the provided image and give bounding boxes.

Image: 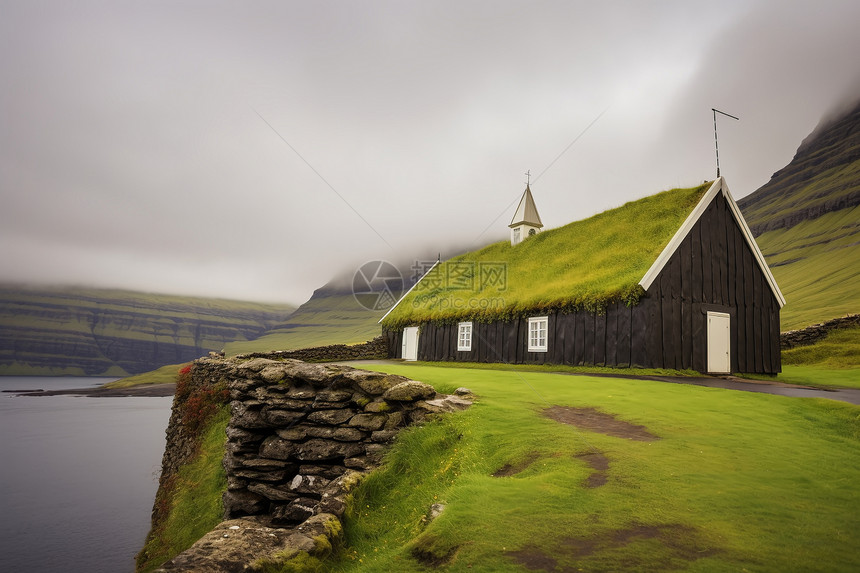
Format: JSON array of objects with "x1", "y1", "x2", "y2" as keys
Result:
[
  {"x1": 739, "y1": 100, "x2": 860, "y2": 234},
  {"x1": 224, "y1": 256, "x2": 457, "y2": 356},
  {"x1": 0, "y1": 285, "x2": 294, "y2": 376},
  {"x1": 224, "y1": 279, "x2": 384, "y2": 355},
  {"x1": 739, "y1": 98, "x2": 860, "y2": 330}
]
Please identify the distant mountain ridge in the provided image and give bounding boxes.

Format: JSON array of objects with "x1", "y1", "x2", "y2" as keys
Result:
[
  {"x1": 0, "y1": 285, "x2": 295, "y2": 376},
  {"x1": 738, "y1": 97, "x2": 860, "y2": 330},
  {"x1": 224, "y1": 253, "x2": 467, "y2": 356},
  {"x1": 738, "y1": 98, "x2": 860, "y2": 235}
]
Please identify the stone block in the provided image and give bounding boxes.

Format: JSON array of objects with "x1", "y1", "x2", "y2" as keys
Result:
[
  {"x1": 289, "y1": 362, "x2": 335, "y2": 386},
  {"x1": 225, "y1": 426, "x2": 266, "y2": 445},
  {"x1": 232, "y1": 468, "x2": 293, "y2": 482},
  {"x1": 248, "y1": 482, "x2": 300, "y2": 502},
  {"x1": 255, "y1": 392, "x2": 314, "y2": 411},
  {"x1": 363, "y1": 399, "x2": 391, "y2": 413},
  {"x1": 316, "y1": 389, "x2": 353, "y2": 402},
  {"x1": 222, "y1": 489, "x2": 267, "y2": 517},
  {"x1": 285, "y1": 385, "x2": 317, "y2": 399},
  {"x1": 306, "y1": 408, "x2": 355, "y2": 425},
  {"x1": 304, "y1": 426, "x2": 365, "y2": 441},
  {"x1": 226, "y1": 475, "x2": 248, "y2": 491},
  {"x1": 228, "y1": 377, "x2": 265, "y2": 395},
  {"x1": 235, "y1": 358, "x2": 278, "y2": 373},
  {"x1": 331, "y1": 427, "x2": 368, "y2": 442},
  {"x1": 344, "y1": 456, "x2": 372, "y2": 470},
  {"x1": 259, "y1": 436, "x2": 296, "y2": 460},
  {"x1": 231, "y1": 400, "x2": 269, "y2": 429},
  {"x1": 383, "y1": 380, "x2": 436, "y2": 401},
  {"x1": 350, "y1": 372, "x2": 408, "y2": 395},
  {"x1": 317, "y1": 495, "x2": 346, "y2": 517},
  {"x1": 294, "y1": 438, "x2": 364, "y2": 461},
  {"x1": 348, "y1": 413, "x2": 387, "y2": 431},
  {"x1": 370, "y1": 429, "x2": 399, "y2": 443},
  {"x1": 297, "y1": 512, "x2": 342, "y2": 543},
  {"x1": 261, "y1": 408, "x2": 307, "y2": 426},
  {"x1": 260, "y1": 364, "x2": 289, "y2": 383},
  {"x1": 288, "y1": 474, "x2": 331, "y2": 495},
  {"x1": 298, "y1": 465, "x2": 347, "y2": 479},
  {"x1": 240, "y1": 457, "x2": 296, "y2": 470},
  {"x1": 225, "y1": 440, "x2": 257, "y2": 457},
  {"x1": 276, "y1": 425, "x2": 309, "y2": 441},
  {"x1": 271, "y1": 498, "x2": 318, "y2": 525},
  {"x1": 384, "y1": 411, "x2": 405, "y2": 429}
]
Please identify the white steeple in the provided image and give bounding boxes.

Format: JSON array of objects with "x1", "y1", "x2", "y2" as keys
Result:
[{"x1": 509, "y1": 184, "x2": 543, "y2": 245}]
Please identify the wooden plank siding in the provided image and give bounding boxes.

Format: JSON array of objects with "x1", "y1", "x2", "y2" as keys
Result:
[{"x1": 384, "y1": 191, "x2": 780, "y2": 374}]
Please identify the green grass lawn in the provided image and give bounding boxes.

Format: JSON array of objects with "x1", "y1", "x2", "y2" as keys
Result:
[
  {"x1": 137, "y1": 406, "x2": 229, "y2": 572},
  {"x1": 104, "y1": 362, "x2": 188, "y2": 388},
  {"x1": 320, "y1": 363, "x2": 860, "y2": 572},
  {"x1": 770, "y1": 325, "x2": 860, "y2": 389}
]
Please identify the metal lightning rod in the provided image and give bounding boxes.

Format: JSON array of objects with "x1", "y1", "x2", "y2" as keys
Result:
[{"x1": 713, "y1": 108, "x2": 739, "y2": 178}]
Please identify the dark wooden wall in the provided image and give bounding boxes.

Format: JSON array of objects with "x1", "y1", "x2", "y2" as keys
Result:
[{"x1": 384, "y1": 191, "x2": 781, "y2": 374}]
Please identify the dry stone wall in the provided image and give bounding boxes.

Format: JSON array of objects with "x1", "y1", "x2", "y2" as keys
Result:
[
  {"x1": 233, "y1": 336, "x2": 387, "y2": 363},
  {"x1": 780, "y1": 314, "x2": 859, "y2": 349},
  {"x1": 156, "y1": 356, "x2": 470, "y2": 571}
]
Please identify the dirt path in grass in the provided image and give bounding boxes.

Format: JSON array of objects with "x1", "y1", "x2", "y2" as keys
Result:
[{"x1": 543, "y1": 406, "x2": 659, "y2": 441}]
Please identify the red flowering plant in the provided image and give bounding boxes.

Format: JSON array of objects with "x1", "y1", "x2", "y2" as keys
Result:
[{"x1": 174, "y1": 364, "x2": 230, "y2": 433}]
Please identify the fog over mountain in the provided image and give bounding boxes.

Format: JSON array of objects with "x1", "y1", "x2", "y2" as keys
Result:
[{"x1": 1, "y1": 0, "x2": 858, "y2": 305}]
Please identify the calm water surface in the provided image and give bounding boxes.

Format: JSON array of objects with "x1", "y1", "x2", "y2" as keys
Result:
[{"x1": 0, "y1": 377, "x2": 173, "y2": 573}]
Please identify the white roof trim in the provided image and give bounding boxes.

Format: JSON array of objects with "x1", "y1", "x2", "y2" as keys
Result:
[
  {"x1": 722, "y1": 179, "x2": 786, "y2": 307},
  {"x1": 638, "y1": 177, "x2": 785, "y2": 308},
  {"x1": 377, "y1": 259, "x2": 441, "y2": 324}
]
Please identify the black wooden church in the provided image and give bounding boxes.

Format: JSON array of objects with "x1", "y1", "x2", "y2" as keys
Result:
[{"x1": 381, "y1": 177, "x2": 785, "y2": 374}]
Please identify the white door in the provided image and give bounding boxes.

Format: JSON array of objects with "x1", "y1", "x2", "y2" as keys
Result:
[
  {"x1": 707, "y1": 312, "x2": 731, "y2": 373},
  {"x1": 402, "y1": 327, "x2": 419, "y2": 361}
]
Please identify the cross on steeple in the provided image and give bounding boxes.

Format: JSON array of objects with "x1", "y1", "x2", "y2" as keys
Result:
[{"x1": 525, "y1": 170, "x2": 531, "y2": 186}]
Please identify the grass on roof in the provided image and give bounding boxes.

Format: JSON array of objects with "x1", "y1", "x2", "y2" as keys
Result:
[{"x1": 382, "y1": 182, "x2": 711, "y2": 329}]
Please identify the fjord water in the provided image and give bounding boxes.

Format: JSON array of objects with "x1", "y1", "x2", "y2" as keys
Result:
[{"x1": 0, "y1": 377, "x2": 173, "y2": 573}]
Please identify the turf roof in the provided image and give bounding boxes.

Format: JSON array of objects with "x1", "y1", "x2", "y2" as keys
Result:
[{"x1": 381, "y1": 181, "x2": 712, "y2": 329}]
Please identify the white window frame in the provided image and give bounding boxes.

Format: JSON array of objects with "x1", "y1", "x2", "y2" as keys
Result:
[
  {"x1": 512, "y1": 227, "x2": 522, "y2": 245},
  {"x1": 457, "y1": 321, "x2": 472, "y2": 352},
  {"x1": 528, "y1": 316, "x2": 548, "y2": 352}
]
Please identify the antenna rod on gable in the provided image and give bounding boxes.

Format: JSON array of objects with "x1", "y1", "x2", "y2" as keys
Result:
[{"x1": 712, "y1": 108, "x2": 739, "y2": 178}]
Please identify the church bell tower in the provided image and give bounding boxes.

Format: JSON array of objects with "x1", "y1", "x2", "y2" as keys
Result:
[{"x1": 509, "y1": 183, "x2": 543, "y2": 245}]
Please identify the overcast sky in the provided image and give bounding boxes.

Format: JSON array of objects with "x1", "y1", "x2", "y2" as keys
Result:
[{"x1": 1, "y1": 0, "x2": 858, "y2": 305}]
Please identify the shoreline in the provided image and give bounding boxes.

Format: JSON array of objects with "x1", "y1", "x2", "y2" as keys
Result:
[{"x1": 6, "y1": 383, "x2": 176, "y2": 397}]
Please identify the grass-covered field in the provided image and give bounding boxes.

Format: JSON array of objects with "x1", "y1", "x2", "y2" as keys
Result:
[
  {"x1": 322, "y1": 363, "x2": 860, "y2": 573},
  {"x1": 758, "y1": 325, "x2": 860, "y2": 389},
  {"x1": 756, "y1": 206, "x2": 860, "y2": 330},
  {"x1": 104, "y1": 362, "x2": 188, "y2": 388}
]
